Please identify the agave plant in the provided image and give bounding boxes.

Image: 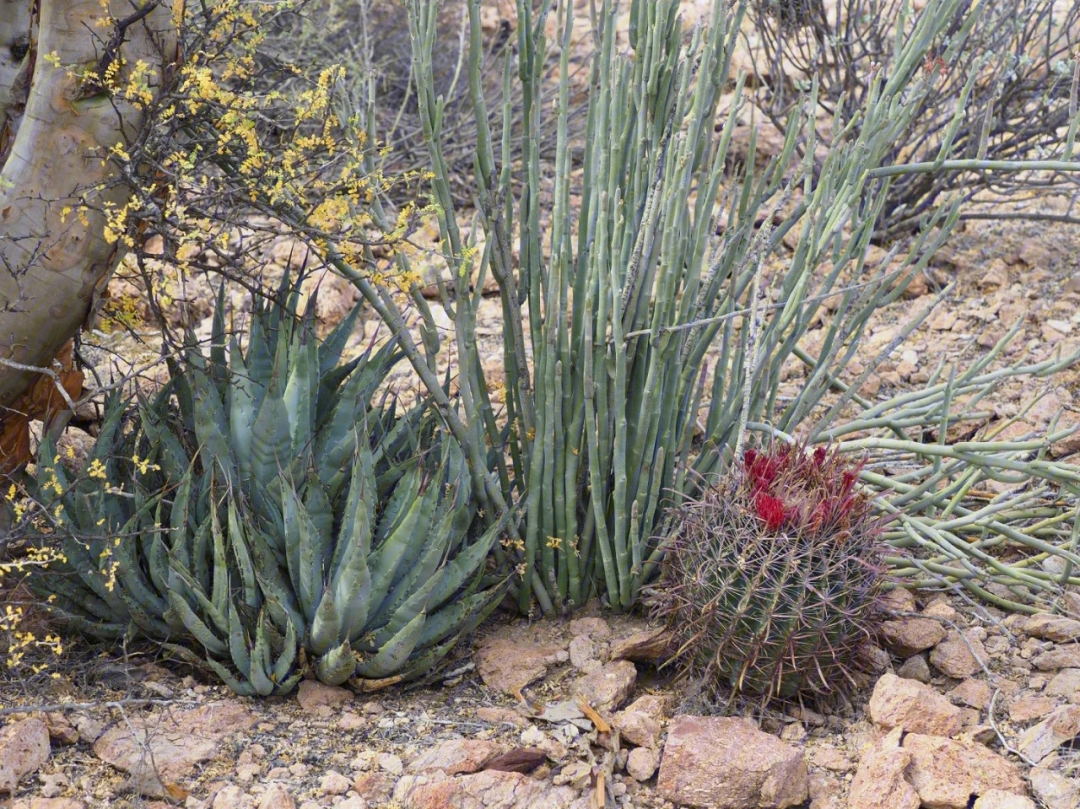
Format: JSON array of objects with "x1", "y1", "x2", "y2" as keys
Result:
[{"x1": 26, "y1": 279, "x2": 506, "y2": 695}]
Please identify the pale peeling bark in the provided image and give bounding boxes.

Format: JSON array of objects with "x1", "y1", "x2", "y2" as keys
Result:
[{"x1": 0, "y1": 0, "x2": 177, "y2": 412}]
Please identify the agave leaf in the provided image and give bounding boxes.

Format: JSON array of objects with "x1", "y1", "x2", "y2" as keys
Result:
[
  {"x1": 284, "y1": 323, "x2": 317, "y2": 455},
  {"x1": 228, "y1": 601, "x2": 252, "y2": 680},
  {"x1": 314, "y1": 639, "x2": 356, "y2": 686},
  {"x1": 166, "y1": 590, "x2": 228, "y2": 656},
  {"x1": 254, "y1": 554, "x2": 306, "y2": 638},
  {"x1": 245, "y1": 310, "x2": 274, "y2": 414},
  {"x1": 317, "y1": 298, "x2": 364, "y2": 379},
  {"x1": 164, "y1": 355, "x2": 197, "y2": 433},
  {"x1": 140, "y1": 405, "x2": 192, "y2": 492},
  {"x1": 167, "y1": 552, "x2": 230, "y2": 637},
  {"x1": 313, "y1": 372, "x2": 380, "y2": 491},
  {"x1": 312, "y1": 355, "x2": 364, "y2": 433},
  {"x1": 367, "y1": 476, "x2": 435, "y2": 605},
  {"x1": 374, "y1": 461, "x2": 424, "y2": 547},
  {"x1": 283, "y1": 486, "x2": 326, "y2": 620},
  {"x1": 277, "y1": 671, "x2": 304, "y2": 693},
  {"x1": 250, "y1": 373, "x2": 292, "y2": 491},
  {"x1": 333, "y1": 436, "x2": 376, "y2": 565},
  {"x1": 393, "y1": 637, "x2": 458, "y2": 683},
  {"x1": 427, "y1": 521, "x2": 504, "y2": 611},
  {"x1": 309, "y1": 589, "x2": 343, "y2": 655},
  {"x1": 366, "y1": 577, "x2": 437, "y2": 651},
  {"x1": 146, "y1": 501, "x2": 171, "y2": 596},
  {"x1": 301, "y1": 472, "x2": 334, "y2": 553},
  {"x1": 41, "y1": 604, "x2": 126, "y2": 639},
  {"x1": 54, "y1": 537, "x2": 129, "y2": 618},
  {"x1": 169, "y1": 466, "x2": 194, "y2": 570},
  {"x1": 209, "y1": 502, "x2": 230, "y2": 619},
  {"x1": 354, "y1": 609, "x2": 426, "y2": 679},
  {"x1": 414, "y1": 588, "x2": 501, "y2": 652},
  {"x1": 367, "y1": 525, "x2": 448, "y2": 634},
  {"x1": 334, "y1": 455, "x2": 375, "y2": 641},
  {"x1": 226, "y1": 497, "x2": 259, "y2": 608},
  {"x1": 189, "y1": 353, "x2": 234, "y2": 483},
  {"x1": 228, "y1": 335, "x2": 259, "y2": 480},
  {"x1": 41, "y1": 571, "x2": 121, "y2": 624},
  {"x1": 272, "y1": 616, "x2": 300, "y2": 685},
  {"x1": 205, "y1": 658, "x2": 257, "y2": 697},
  {"x1": 209, "y1": 283, "x2": 229, "y2": 395},
  {"x1": 248, "y1": 615, "x2": 276, "y2": 696}
]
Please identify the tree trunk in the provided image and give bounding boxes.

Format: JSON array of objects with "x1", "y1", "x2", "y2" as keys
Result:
[{"x1": 0, "y1": 0, "x2": 177, "y2": 458}]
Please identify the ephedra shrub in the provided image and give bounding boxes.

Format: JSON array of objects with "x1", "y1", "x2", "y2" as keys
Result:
[{"x1": 653, "y1": 443, "x2": 886, "y2": 703}]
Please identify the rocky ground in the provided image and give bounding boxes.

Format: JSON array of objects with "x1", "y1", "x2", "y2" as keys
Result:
[
  {"x1": 3, "y1": 584, "x2": 1080, "y2": 809},
  {"x1": 4, "y1": 1, "x2": 1080, "y2": 808}
]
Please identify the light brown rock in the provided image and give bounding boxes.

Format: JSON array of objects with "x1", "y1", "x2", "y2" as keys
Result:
[
  {"x1": 0, "y1": 717, "x2": 50, "y2": 794},
  {"x1": 610, "y1": 627, "x2": 675, "y2": 661},
  {"x1": 930, "y1": 630, "x2": 988, "y2": 679},
  {"x1": 879, "y1": 618, "x2": 946, "y2": 657},
  {"x1": 903, "y1": 733, "x2": 1025, "y2": 809},
  {"x1": 474, "y1": 707, "x2": 529, "y2": 728},
  {"x1": 319, "y1": 771, "x2": 352, "y2": 796},
  {"x1": 922, "y1": 601, "x2": 959, "y2": 622},
  {"x1": 656, "y1": 715, "x2": 808, "y2": 809},
  {"x1": 621, "y1": 693, "x2": 669, "y2": 720},
  {"x1": 93, "y1": 701, "x2": 257, "y2": 791},
  {"x1": 972, "y1": 790, "x2": 1036, "y2": 809},
  {"x1": 1021, "y1": 614, "x2": 1080, "y2": 643},
  {"x1": 879, "y1": 588, "x2": 917, "y2": 613},
  {"x1": 1033, "y1": 645, "x2": 1080, "y2": 671},
  {"x1": 1008, "y1": 695, "x2": 1059, "y2": 723},
  {"x1": 848, "y1": 728, "x2": 920, "y2": 809},
  {"x1": 808, "y1": 770, "x2": 842, "y2": 809},
  {"x1": 475, "y1": 633, "x2": 567, "y2": 694},
  {"x1": 1029, "y1": 765, "x2": 1080, "y2": 809},
  {"x1": 296, "y1": 680, "x2": 352, "y2": 711},
  {"x1": 1017, "y1": 705, "x2": 1080, "y2": 762},
  {"x1": 257, "y1": 783, "x2": 297, "y2": 809},
  {"x1": 896, "y1": 654, "x2": 932, "y2": 683},
  {"x1": 392, "y1": 770, "x2": 588, "y2": 809},
  {"x1": 1046, "y1": 668, "x2": 1080, "y2": 696},
  {"x1": 11, "y1": 800, "x2": 86, "y2": 809},
  {"x1": 212, "y1": 784, "x2": 253, "y2": 809},
  {"x1": 950, "y1": 678, "x2": 993, "y2": 710},
  {"x1": 811, "y1": 745, "x2": 851, "y2": 773},
  {"x1": 567, "y1": 617, "x2": 611, "y2": 638},
  {"x1": 573, "y1": 660, "x2": 637, "y2": 712},
  {"x1": 626, "y1": 747, "x2": 658, "y2": 781},
  {"x1": 334, "y1": 798, "x2": 367, "y2": 809},
  {"x1": 351, "y1": 772, "x2": 395, "y2": 805},
  {"x1": 611, "y1": 708, "x2": 661, "y2": 748},
  {"x1": 868, "y1": 673, "x2": 963, "y2": 737},
  {"x1": 567, "y1": 635, "x2": 597, "y2": 669},
  {"x1": 407, "y1": 739, "x2": 507, "y2": 775},
  {"x1": 38, "y1": 773, "x2": 67, "y2": 798},
  {"x1": 377, "y1": 752, "x2": 404, "y2": 776},
  {"x1": 43, "y1": 713, "x2": 79, "y2": 746}
]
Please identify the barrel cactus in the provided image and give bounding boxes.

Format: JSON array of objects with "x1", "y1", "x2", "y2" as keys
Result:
[
  {"x1": 652, "y1": 442, "x2": 886, "y2": 703},
  {"x1": 26, "y1": 279, "x2": 506, "y2": 695}
]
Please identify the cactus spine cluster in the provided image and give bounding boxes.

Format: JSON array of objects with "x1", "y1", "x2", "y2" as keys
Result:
[{"x1": 653, "y1": 443, "x2": 886, "y2": 703}]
